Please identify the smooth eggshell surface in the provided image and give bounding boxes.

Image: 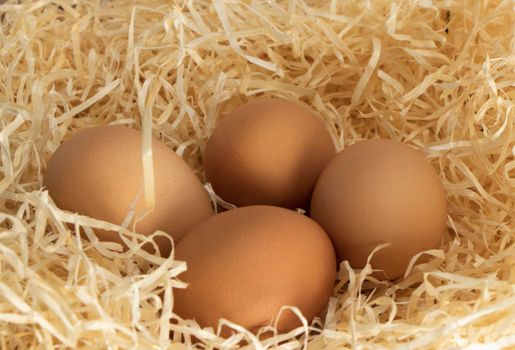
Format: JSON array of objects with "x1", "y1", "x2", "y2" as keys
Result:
[
  {"x1": 310, "y1": 139, "x2": 447, "y2": 280},
  {"x1": 174, "y1": 205, "x2": 336, "y2": 334},
  {"x1": 43, "y1": 125, "x2": 213, "y2": 256},
  {"x1": 204, "y1": 98, "x2": 336, "y2": 209}
]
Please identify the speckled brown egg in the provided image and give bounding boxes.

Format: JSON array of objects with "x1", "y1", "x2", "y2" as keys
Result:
[
  {"x1": 310, "y1": 139, "x2": 447, "y2": 280},
  {"x1": 43, "y1": 125, "x2": 213, "y2": 256},
  {"x1": 204, "y1": 98, "x2": 336, "y2": 209},
  {"x1": 174, "y1": 205, "x2": 336, "y2": 334}
]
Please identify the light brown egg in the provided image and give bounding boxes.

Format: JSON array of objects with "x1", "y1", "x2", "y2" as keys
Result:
[
  {"x1": 204, "y1": 98, "x2": 336, "y2": 209},
  {"x1": 310, "y1": 139, "x2": 447, "y2": 280},
  {"x1": 174, "y1": 205, "x2": 336, "y2": 334},
  {"x1": 43, "y1": 125, "x2": 213, "y2": 256}
]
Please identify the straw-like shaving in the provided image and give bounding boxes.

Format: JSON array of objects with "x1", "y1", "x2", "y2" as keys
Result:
[{"x1": 0, "y1": 0, "x2": 514, "y2": 349}]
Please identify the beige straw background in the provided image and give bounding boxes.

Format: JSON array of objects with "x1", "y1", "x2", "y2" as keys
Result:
[{"x1": 0, "y1": 0, "x2": 514, "y2": 349}]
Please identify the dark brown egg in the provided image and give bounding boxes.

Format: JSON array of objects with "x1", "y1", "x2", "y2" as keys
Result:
[
  {"x1": 204, "y1": 98, "x2": 336, "y2": 209},
  {"x1": 174, "y1": 205, "x2": 336, "y2": 334},
  {"x1": 43, "y1": 125, "x2": 213, "y2": 256},
  {"x1": 311, "y1": 139, "x2": 447, "y2": 280}
]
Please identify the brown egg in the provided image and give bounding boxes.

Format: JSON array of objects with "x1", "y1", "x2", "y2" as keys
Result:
[
  {"x1": 43, "y1": 125, "x2": 213, "y2": 256},
  {"x1": 174, "y1": 205, "x2": 336, "y2": 334},
  {"x1": 204, "y1": 98, "x2": 336, "y2": 209},
  {"x1": 310, "y1": 139, "x2": 447, "y2": 280}
]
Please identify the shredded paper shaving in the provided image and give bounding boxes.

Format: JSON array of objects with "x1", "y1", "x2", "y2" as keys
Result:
[{"x1": 0, "y1": 0, "x2": 514, "y2": 349}]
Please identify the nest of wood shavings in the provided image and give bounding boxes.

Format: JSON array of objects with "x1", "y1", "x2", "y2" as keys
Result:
[{"x1": 1, "y1": 0, "x2": 515, "y2": 349}]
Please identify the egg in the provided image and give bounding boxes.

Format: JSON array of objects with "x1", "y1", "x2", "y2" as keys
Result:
[
  {"x1": 174, "y1": 205, "x2": 336, "y2": 334},
  {"x1": 43, "y1": 125, "x2": 213, "y2": 256},
  {"x1": 204, "y1": 98, "x2": 336, "y2": 209},
  {"x1": 310, "y1": 139, "x2": 447, "y2": 280}
]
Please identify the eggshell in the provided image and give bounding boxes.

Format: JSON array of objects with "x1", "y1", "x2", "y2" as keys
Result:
[
  {"x1": 310, "y1": 139, "x2": 447, "y2": 280},
  {"x1": 174, "y1": 205, "x2": 336, "y2": 334},
  {"x1": 204, "y1": 98, "x2": 336, "y2": 209},
  {"x1": 43, "y1": 125, "x2": 213, "y2": 256}
]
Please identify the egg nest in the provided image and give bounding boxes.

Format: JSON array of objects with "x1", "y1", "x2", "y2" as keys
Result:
[{"x1": 1, "y1": 0, "x2": 514, "y2": 349}]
